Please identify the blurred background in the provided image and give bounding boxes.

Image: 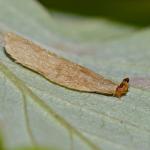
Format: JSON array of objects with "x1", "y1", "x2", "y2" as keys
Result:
[{"x1": 38, "y1": 0, "x2": 150, "y2": 27}]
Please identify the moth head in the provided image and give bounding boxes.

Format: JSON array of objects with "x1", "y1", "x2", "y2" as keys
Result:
[{"x1": 115, "y1": 78, "x2": 129, "y2": 98}]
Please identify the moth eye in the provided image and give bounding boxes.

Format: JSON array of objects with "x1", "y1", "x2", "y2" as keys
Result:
[{"x1": 123, "y1": 78, "x2": 129, "y2": 83}]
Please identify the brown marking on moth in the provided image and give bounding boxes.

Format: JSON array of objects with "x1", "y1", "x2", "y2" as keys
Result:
[
  {"x1": 115, "y1": 78, "x2": 129, "y2": 98},
  {"x1": 4, "y1": 32, "x2": 129, "y2": 97}
]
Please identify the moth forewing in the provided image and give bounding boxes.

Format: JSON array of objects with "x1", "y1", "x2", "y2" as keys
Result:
[{"x1": 4, "y1": 32, "x2": 129, "y2": 97}]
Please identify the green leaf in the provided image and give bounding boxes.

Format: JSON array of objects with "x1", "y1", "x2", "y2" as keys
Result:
[
  {"x1": 0, "y1": 132, "x2": 5, "y2": 150},
  {"x1": 0, "y1": 0, "x2": 150, "y2": 150}
]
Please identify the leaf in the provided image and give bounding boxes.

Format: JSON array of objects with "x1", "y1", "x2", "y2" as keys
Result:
[
  {"x1": 0, "y1": 131, "x2": 4, "y2": 150},
  {"x1": 0, "y1": 0, "x2": 150, "y2": 150}
]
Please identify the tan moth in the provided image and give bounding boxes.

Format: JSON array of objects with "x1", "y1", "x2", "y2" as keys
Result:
[{"x1": 4, "y1": 32, "x2": 129, "y2": 98}]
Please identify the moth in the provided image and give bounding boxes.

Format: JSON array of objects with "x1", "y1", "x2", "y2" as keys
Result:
[{"x1": 4, "y1": 32, "x2": 129, "y2": 98}]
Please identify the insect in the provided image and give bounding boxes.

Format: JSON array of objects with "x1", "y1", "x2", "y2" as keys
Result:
[{"x1": 4, "y1": 32, "x2": 129, "y2": 98}]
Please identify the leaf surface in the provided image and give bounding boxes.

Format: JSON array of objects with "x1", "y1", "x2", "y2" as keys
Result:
[{"x1": 0, "y1": 0, "x2": 150, "y2": 150}]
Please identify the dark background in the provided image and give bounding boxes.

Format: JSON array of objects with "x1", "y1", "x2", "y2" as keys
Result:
[{"x1": 38, "y1": 0, "x2": 150, "y2": 27}]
